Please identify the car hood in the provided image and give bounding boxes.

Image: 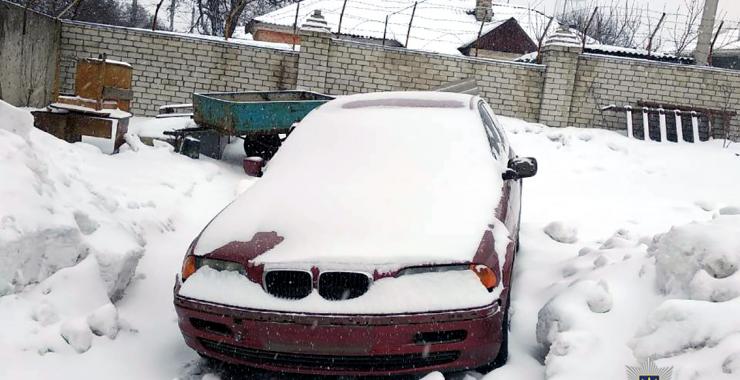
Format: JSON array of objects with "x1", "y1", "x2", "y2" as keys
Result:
[{"x1": 194, "y1": 93, "x2": 505, "y2": 269}]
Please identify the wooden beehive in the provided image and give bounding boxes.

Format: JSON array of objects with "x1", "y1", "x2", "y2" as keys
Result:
[{"x1": 72, "y1": 58, "x2": 133, "y2": 111}]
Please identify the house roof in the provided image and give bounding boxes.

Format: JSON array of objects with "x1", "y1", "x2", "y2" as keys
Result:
[
  {"x1": 252, "y1": 0, "x2": 560, "y2": 56},
  {"x1": 515, "y1": 43, "x2": 695, "y2": 64}
]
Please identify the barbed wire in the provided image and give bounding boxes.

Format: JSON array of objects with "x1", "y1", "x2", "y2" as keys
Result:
[{"x1": 164, "y1": 0, "x2": 740, "y2": 54}]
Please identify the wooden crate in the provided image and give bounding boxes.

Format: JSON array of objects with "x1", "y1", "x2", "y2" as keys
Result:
[{"x1": 31, "y1": 110, "x2": 129, "y2": 152}]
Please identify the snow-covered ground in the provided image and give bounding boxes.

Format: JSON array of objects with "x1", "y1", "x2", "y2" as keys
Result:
[{"x1": 1, "y1": 100, "x2": 740, "y2": 379}]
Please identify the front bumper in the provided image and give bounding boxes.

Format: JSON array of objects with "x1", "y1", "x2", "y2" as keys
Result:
[{"x1": 173, "y1": 279, "x2": 503, "y2": 376}]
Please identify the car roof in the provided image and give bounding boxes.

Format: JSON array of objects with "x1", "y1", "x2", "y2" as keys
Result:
[
  {"x1": 322, "y1": 91, "x2": 478, "y2": 113},
  {"x1": 194, "y1": 91, "x2": 505, "y2": 267}
]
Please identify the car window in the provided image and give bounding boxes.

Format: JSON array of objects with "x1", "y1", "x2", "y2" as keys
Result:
[
  {"x1": 478, "y1": 101, "x2": 503, "y2": 159},
  {"x1": 482, "y1": 102, "x2": 509, "y2": 154},
  {"x1": 489, "y1": 111, "x2": 509, "y2": 152}
]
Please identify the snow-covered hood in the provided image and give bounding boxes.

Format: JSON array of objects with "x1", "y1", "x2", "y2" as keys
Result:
[{"x1": 194, "y1": 92, "x2": 504, "y2": 270}]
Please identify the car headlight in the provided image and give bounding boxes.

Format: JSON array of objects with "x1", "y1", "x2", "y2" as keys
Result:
[
  {"x1": 181, "y1": 255, "x2": 246, "y2": 281},
  {"x1": 396, "y1": 264, "x2": 498, "y2": 291}
]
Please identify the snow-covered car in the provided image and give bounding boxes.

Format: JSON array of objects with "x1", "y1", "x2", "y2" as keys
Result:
[{"x1": 173, "y1": 91, "x2": 537, "y2": 375}]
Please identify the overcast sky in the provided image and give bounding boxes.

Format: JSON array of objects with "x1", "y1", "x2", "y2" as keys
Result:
[{"x1": 510, "y1": 0, "x2": 740, "y2": 21}]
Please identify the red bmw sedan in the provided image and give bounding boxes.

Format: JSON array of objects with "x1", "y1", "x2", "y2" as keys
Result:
[{"x1": 174, "y1": 91, "x2": 537, "y2": 376}]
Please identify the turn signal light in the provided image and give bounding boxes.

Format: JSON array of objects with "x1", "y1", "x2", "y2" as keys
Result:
[
  {"x1": 182, "y1": 255, "x2": 197, "y2": 281},
  {"x1": 470, "y1": 264, "x2": 497, "y2": 290}
]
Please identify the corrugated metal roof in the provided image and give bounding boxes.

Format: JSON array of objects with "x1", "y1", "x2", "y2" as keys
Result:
[{"x1": 515, "y1": 43, "x2": 694, "y2": 64}]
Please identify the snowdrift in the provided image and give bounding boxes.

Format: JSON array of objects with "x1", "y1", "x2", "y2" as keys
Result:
[
  {"x1": 0, "y1": 100, "x2": 143, "y2": 300},
  {"x1": 501, "y1": 115, "x2": 740, "y2": 380},
  {"x1": 535, "y1": 216, "x2": 740, "y2": 380},
  {"x1": 0, "y1": 100, "x2": 243, "y2": 357}
]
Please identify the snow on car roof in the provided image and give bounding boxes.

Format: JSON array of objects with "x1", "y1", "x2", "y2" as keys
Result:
[{"x1": 194, "y1": 92, "x2": 505, "y2": 270}]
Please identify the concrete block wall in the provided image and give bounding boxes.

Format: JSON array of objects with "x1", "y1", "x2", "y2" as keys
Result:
[
  {"x1": 570, "y1": 54, "x2": 740, "y2": 140},
  {"x1": 296, "y1": 30, "x2": 331, "y2": 92},
  {"x1": 0, "y1": 1, "x2": 60, "y2": 108},
  {"x1": 539, "y1": 44, "x2": 581, "y2": 128},
  {"x1": 59, "y1": 22, "x2": 299, "y2": 116},
  {"x1": 321, "y1": 38, "x2": 546, "y2": 122}
]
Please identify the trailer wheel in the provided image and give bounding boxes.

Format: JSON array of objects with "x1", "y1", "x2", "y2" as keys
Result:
[{"x1": 243, "y1": 134, "x2": 282, "y2": 160}]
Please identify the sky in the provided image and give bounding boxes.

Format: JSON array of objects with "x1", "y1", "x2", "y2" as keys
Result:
[{"x1": 511, "y1": 0, "x2": 740, "y2": 21}]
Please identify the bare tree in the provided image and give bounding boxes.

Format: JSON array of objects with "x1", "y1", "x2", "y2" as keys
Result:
[
  {"x1": 642, "y1": 5, "x2": 664, "y2": 52},
  {"x1": 669, "y1": 0, "x2": 704, "y2": 55},
  {"x1": 186, "y1": 0, "x2": 297, "y2": 36},
  {"x1": 559, "y1": 0, "x2": 643, "y2": 47},
  {"x1": 528, "y1": 2, "x2": 555, "y2": 64},
  {"x1": 12, "y1": 0, "x2": 155, "y2": 27},
  {"x1": 224, "y1": 0, "x2": 253, "y2": 39}
]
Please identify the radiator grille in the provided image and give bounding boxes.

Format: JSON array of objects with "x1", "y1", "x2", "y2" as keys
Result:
[
  {"x1": 263, "y1": 270, "x2": 312, "y2": 299},
  {"x1": 318, "y1": 272, "x2": 371, "y2": 300}
]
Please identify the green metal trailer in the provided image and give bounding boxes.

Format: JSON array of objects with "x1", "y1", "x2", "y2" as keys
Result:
[{"x1": 191, "y1": 91, "x2": 334, "y2": 158}]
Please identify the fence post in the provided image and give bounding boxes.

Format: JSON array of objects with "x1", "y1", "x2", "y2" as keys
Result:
[
  {"x1": 382, "y1": 15, "x2": 388, "y2": 46},
  {"x1": 674, "y1": 110, "x2": 683, "y2": 142},
  {"x1": 405, "y1": 2, "x2": 417, "y2": 48},
  {"x1": 292, "y1": 0, "x2": 301, "y2": 50},
  {"x1": 296, "y1": 10, "x2": 331, "y2": 93},
  {"x1": 337, "y1": 0, "x2": 348, "y2": 35},
  {"x1": 642, "y1": 108, "x2": 650, "y2": 141},
  {"x1": 658, "y1": 107, "x2": 667, "y2": 142},
  {"x1": 538, "y1": 25, "x2": 581, "y2": 128},
  {"x1": 691, "y1": 111, "x2": 700, "y2": 142}
]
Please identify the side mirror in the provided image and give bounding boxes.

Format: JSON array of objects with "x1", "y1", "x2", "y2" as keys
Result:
[{"x1": 502, "y1": 157, "x2": 537, "y2": 180}]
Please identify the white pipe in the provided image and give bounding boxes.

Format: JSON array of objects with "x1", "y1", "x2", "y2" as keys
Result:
[
  {"x1": 674, "y1": 110, "x2": 683, "y2": 143},
  {"x1": 658, "y1": 108, "x2": 667, "y2": 142},
  {"x1": 642, "y1": 108, "x2": 650, "y2": 141},
  {"x1": 626, "y1": 106, "x2": 633, "y2": 139},
  {"x1": 691, "y1": 111, "x2": 700, "y2": 142}
]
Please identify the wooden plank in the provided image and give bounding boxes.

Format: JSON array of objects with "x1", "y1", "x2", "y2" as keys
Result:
[
  {"x1": 56, "y1": 96, "x2": 117, "y2": 110},
  {"x1": 69, "y1": 115, "x2": 114, "y2": 139},
  {"x1": 637, "y1": 100, "x2": 736, "y2": 116},
  {"x1": 102, "y1": 87, "x2": 134, "y2": 101}
]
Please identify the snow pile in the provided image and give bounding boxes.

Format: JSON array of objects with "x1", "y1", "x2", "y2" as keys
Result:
[
  {"x1": 652, "y1": 215, "x2": 740, "y2": 301},
  {"x1": 0, "y1": 100, "x2": 248, "y2": 358},
  {"x1": 534, "y1": 215, "x2": 740, "y2": 380},
  {"x1": 490, "y1": 117, "x2": 740, "y2": 380},
  {"x1": 0, "y1": 100, "x2": 143, "y2": 298},
  {"x1": 2, "y1": 255, "x2": 117, "y2": 355},
  {"x1": 536, "y1": 216, "x2": 740, "y2": 379},
  {"x1": 630, "y1": 298, "x2": 740, "y2": 360},
  {"x1": 543, "y1": 221, "x2": 578, "y2": 244},
  {"x1": 626, "y1": 215, "x2": 740, "y2": 372}
]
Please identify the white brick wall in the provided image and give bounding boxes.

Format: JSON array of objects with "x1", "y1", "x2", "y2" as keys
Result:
[
  {"x1": 56, "y1": 20, "x2": 740, "y2": 140},
  {"x1": 570, "y1": 54, "x2": 740, "y2": 140},
  {"x1": 59, "y1": 22, "x2": 299, "y2": 116},
  {"x1": 320, "y1": 37, "x2": 546, "y2": 122}
]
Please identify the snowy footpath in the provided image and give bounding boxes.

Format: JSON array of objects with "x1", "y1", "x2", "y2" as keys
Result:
[{"x1": 1, "y1": 100, "x2": 740, "y2": 379}]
